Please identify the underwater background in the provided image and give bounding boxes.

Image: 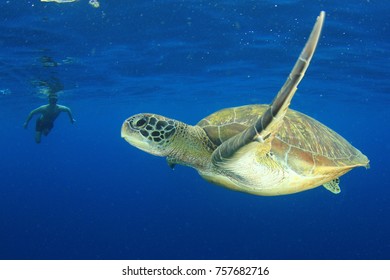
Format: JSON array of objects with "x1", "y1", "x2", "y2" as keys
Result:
[{"x1": 0, "y1": 0, "x2": 389, "y2": 260}]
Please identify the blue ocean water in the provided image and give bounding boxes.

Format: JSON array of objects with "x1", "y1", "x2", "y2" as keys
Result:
[{"x1": 0, "y1": 0, "x2": 389, "y2": 260}]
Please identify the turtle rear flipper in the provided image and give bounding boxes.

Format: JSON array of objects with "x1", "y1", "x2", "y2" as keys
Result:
[
  {"x1": 212, "y1": 11, "x2": 325, "y2": 165},
  {"x1": 323, "y1": 178, "x2": 341, "y2": 194}
]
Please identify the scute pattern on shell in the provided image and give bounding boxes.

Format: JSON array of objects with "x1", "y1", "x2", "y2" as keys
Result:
[
  {"x1": 197, "y1": 104, "x2": 368, "y2": 173},
  {"x1": 197, "y1": 105, "x2": 260, "y2": 146}
]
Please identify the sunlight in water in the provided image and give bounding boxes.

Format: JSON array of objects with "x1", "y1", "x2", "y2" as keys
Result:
[{"x1": 40, "y1": 0, "x2": 100, "y2": 8}]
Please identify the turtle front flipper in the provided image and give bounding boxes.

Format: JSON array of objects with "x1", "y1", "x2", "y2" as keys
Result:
[{"x1": 212, "y1": 11, "x2": 325, "y2": 165}]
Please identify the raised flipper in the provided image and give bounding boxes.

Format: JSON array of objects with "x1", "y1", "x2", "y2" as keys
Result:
[
  {"x1": 323, "y1": 178, "x2": 341, "y2": 194},
  {"x1": 212, "y1": 11, "x2": 325, "y2": 165}
]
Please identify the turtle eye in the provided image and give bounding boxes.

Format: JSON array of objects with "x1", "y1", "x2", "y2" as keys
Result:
[
  {"x1": 131, "y1": 116, "x2": 147, "y2": 129},
  {"x1": 135, "y1": 118, "x2": 146, "y2": 127}
]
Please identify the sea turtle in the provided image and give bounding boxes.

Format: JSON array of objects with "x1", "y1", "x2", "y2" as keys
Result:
[{"x1": 121, "y1": 11, "x2": 369, "y2": 196}]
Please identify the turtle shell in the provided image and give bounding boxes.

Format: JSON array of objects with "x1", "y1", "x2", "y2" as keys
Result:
[{"x1": 197, "y1": 104, "x2": 369, "y2": 175}]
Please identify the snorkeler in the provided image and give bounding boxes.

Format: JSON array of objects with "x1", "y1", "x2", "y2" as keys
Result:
[{"x1": 24, "y1": 94, "x2": 76, "y2": 144}]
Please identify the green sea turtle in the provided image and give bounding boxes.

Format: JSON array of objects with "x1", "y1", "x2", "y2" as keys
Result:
[{"x1": 121, "y1": 11, "x2": 369, "y2": 196}]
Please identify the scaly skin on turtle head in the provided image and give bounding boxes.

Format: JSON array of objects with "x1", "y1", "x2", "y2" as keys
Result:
[{"x1": 121, "y1": 113, "x2": 179, "y2": 156}]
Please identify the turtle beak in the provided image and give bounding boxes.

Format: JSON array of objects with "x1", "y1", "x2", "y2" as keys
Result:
[
  {"x1": 121, "y1": 120, "x2": 131, "y2": 139},
  {"x1": 121, "y1": 120, "x2": 142, "y2": 147},
  {"x1": 121, "y1": 120, "x2": 141, "y2": 146},
  {"x1": 121, "y1": 119, "x2": 162, "y2": 156}
]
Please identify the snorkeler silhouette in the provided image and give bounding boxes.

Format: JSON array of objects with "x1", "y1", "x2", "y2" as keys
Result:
[{"x1": 24, "y1": 94, "x2": 75, "y2": 144}]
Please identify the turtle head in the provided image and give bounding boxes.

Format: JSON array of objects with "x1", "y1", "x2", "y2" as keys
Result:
[{"x1": 121, "y1": 113, "x2": 179, "y2": 156}]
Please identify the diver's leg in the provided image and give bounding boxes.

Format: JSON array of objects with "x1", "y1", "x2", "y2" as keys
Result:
[
  {"x1": 43, "y1": 123, "x2": 53, "y2": 136},
  {"x1": 35, "y1": 118, "x2": 43, "y2": 143},
  {"x1": 35, "y1": 131, "x2": 42, "y2": 144}
]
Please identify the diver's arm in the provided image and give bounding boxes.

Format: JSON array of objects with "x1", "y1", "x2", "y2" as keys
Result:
[
  {"x1": 60, "y1": 106, "x2": 76, "y2": 124},
  {"x1": 23, "y1": 106, "x2": 44, "y2": 128}
]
